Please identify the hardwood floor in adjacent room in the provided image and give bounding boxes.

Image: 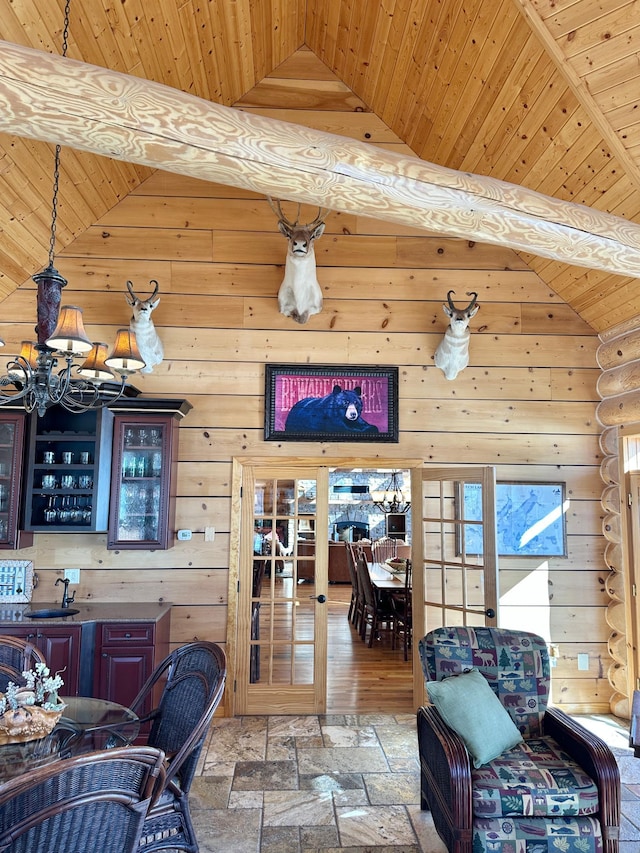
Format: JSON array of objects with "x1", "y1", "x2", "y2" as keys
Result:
[{"x1": 325, "y1": 584, "x2": 414, "y2": 715}]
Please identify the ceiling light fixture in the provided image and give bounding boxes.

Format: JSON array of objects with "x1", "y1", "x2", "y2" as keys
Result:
[
  {"x1": 370, "y1": 471, "x2": 410, "y2": 514},
  {"x1": 0, "y1": 0, "x2": 145, "y2": 418}
]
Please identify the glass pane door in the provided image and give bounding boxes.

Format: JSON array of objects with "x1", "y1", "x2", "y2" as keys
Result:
[
  {"x1": 419, "y1": 467, "x2": 498, "y2": 634},
  {"x1": 237, "y1": 466, "x2": 328, "y2": 714},
  {"x1": 111, "y1": 420, "x2": 165, "y2": 546}
]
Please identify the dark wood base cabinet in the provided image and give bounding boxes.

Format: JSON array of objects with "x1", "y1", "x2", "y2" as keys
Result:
[
  {"x1": 0, "y1": 605, "x2": 170, "y2": 708},
  {"x1": 3, "y1": 624, "x2": 81, "y2": 695}
]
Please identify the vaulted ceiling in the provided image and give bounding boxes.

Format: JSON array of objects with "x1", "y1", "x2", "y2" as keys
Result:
[{"x1": 1, "y1": 0, "x2": 639, "y2": 334}]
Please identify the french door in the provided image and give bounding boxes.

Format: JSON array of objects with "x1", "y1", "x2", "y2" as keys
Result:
[
  {"x1": 412, "y1": 466, "x2": 499, "y2": 687},
  {"x1": 235, "y1": 464, "x2": 329, "y2": 714}
]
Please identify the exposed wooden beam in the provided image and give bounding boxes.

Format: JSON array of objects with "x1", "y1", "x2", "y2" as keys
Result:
[{"x1": 1, "y1": 41, "x2": 640, "y2": 279}]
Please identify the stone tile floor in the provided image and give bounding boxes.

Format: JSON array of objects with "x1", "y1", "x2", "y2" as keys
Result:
[{"x1": 178, "y1": 711, "x2": 640, "y2": 852}]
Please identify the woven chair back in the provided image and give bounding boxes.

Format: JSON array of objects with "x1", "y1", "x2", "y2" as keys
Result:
[{"x1": 0, "y1": 746, "x2": 165, "y2": 853}]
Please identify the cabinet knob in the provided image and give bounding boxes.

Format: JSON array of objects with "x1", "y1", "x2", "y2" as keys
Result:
[
  {"x1": 102, "y1": 652, "x2": 107, "y2": 658},
  {"x1": 125, "y1": 632, "x2": 132, "y2": 638}
]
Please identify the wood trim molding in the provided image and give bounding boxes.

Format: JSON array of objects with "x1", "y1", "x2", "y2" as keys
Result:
[{"x1": 1, "y1": 41, "x2": 640, "y2": 279}]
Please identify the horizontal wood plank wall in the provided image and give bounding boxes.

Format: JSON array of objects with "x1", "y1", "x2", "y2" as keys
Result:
[{"x1": 0, "y1": 51, "x2": 611, "y2": 713}]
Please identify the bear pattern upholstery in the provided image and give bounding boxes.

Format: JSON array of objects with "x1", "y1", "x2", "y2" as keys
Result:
[{"x1": 417, "y1": 626, "x2": 620, "y2": 853}]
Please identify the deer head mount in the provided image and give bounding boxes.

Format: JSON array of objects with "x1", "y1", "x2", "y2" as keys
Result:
[
  {"x1": 267, "y1": 197, "x2": 329, "y2": 324},
  {"x1": 126, "y1": 279, "x2": 164, "y2": 374},
  {"x1": 433, "y1": 290, "x2": 480, "y2": 380}
]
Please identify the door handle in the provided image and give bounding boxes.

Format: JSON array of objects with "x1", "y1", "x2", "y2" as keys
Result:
[
  {"x1": 309, "y1": 594, "x2": 327, "y2": 603},
  {"x1": 485, "y1": 607, "x2": 496, "y2": 618}
]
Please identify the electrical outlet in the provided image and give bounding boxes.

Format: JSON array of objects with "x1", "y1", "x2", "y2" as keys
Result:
[
  {"x1": 64, "y1": 568, "x2": 80, "y2": 584},
  {"x1": 577, "y1": 653, "x2": 590, "y2": 671},
  {"x1": 205, "y1": 526, "x2": 215, "y2": 542}
]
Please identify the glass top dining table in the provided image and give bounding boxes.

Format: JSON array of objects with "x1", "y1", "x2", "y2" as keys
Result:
[{"x1": 0, "y1": 696, "x2": 140, "y2": 783}]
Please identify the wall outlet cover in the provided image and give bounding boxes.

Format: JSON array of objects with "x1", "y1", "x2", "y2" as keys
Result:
[
  {"x1": 177, "y1": 529, "x2": 192, "y2": 541},
  {"x1": 64, "y1": 568, "x2": 80, "y2": 584}
]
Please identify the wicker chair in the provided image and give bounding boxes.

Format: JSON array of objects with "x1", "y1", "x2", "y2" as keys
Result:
[
  {"x1": 417, "y1": 627, "x2": 620, "y2": 853},
  {"x1": 0, "y1": 746, "x2": 165, "y2": 853},
  {"x1": 131, "y1": 641, "x2": 227, "y2": 853},
  {"x1": 0, "y1": 634, "x2": 47, "y2": 692}
]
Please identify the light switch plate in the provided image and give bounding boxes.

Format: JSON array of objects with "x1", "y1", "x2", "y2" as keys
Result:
[{"x1": 64, "y1": 568, "x2": 80, "y2": 584}]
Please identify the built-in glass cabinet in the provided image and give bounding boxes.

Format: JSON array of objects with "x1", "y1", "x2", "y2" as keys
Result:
[{"x1": 107, "y1": 414, "x2": 179, "y2": 550}]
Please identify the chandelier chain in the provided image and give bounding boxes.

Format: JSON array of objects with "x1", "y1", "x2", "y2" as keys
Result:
[{"x1": 47, "y1": 0, "x2": 71, "y2": 269}]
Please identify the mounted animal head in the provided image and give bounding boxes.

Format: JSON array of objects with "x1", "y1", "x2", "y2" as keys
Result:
[
  {"x1": 125, "y1": 279, "x2": 164, "y2": 373},
  {"x1": 267, "y1": 197, "x2": 328, "y2": 257},
  {"x1": 267, "y1": 197, "x2": 330, "y2": 324},
  {"x1": 434, "y1": 290, "x2": 480, "y2": 380},
  {"x1": 442, "y1": 290, "x2": 480, "y2": 331},
  {"x1": 126, "y1": 279, "x2": 160, "y2": 322}
]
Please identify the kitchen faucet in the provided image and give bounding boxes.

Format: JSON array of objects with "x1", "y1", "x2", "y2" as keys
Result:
[{"x1": 55, "y1": 577, "x2": 76, "y2": 609}]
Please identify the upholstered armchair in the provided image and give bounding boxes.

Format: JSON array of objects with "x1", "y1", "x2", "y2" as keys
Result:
[{"x1": 417, "y1": 627, "x2": 620, "y2": 853}]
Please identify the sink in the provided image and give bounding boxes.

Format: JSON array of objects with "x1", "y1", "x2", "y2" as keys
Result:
[{"x1": 24, "y1": 608, "x2": 80, "y2": 618}]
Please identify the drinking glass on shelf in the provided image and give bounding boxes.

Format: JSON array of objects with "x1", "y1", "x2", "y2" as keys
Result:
[
  {"x1": 43, "y1": 451, "x2": 55, "y2": 464},
  {"x1": 44, "y1": 496, "x2": 58, "y2": 524},
  {"x1": 78, "y1": 474, "x2": 93, "y2": 490},
  {"x1": 61, "y1": 474, "x2": 76, "y2": 490},
  {"x1": 80, "y1": 451, "x2": 91, "y2": 464},
  {"x1": 62, "y1": 451, "x2": 74, "y2": 465},
  {"x1": 150, "y1": 428, "x2": 161, "y2": 446},
  {"x1": 138, "y1": 429, "x2": 148, "y2": 446},
  {"x1": 58, "y1": 496, "x2": 72, "y2": 523},
  {"x1": 151, "y1": 452, "x2": 162, "y2": 477},
  {"x1": 42, "y1": 473, "x2": 56, "y2": 489},
  {"x1": 124, "y1": 428, "x2": 135, "y2": 447},
  {"x1": 81, "y1": 498, "x2": 92, "y2": 524}
]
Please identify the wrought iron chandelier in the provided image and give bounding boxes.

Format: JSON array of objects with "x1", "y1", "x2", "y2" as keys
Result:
[
  {"x1": 0, "y1": 0, "x2": 145, "y2": 418},
  {"x1": 370, "y1": 471, "x2": 410, "y2": 514}
]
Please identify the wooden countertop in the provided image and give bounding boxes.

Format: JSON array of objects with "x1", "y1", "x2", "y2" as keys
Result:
[{"x1": 0, "y1": 602, "x2": 172, "y2": 625}]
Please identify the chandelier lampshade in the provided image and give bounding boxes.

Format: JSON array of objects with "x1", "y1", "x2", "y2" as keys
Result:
[
  {"x1": 77, "y1": 344, "x2": 116, "y2": 382},
  {"x1": 46, "y1": 306, "x2": 94, "y2": 355},
  {"x1": 105, "y1": 330, "x2": 146, "y2": 373}
]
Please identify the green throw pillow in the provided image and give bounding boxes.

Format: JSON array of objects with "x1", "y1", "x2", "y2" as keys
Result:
[{"x1": 426, "y1": 668, "x2": 523, "y2": 768}]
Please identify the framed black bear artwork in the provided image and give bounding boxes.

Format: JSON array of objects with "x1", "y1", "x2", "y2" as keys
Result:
[{"x1": 264, "y1": 364, "x2": 399, "y2": 442}]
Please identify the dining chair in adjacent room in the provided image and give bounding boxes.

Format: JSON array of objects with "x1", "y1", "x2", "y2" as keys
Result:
[
  {"x1": 390, "y1": 559, "x2": 412, "y2": 661},
  {"x1": 131, "y1": 641, "x2": 227, "y2": 853},
  {"x1": 371, "y1": 536, "x2": 398, "y2": 563},
  {"x1": 345, "y1": 542, "x2": 364, "y2": 631},
  {"x1": 356, "y1": 554, "x2": 395, "y2": 647},
  {"x1": 0, "y1": 746, "x2": 165, "y2": 853},
  {"x1": 0, "y1": 634, "x2": 47, "y2": 691}
]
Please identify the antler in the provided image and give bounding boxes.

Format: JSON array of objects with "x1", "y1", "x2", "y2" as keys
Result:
[
  {"x1": 446, "y1": 290, "x2": 457, "y2": 309},
  {"x1": 267, "y1": 196, "x2": 329, "y2": 229},
  {"x1": 464, "y1": 291, "x2": 478, "y2": 311},
  {"x1": 126, "y1": 279, "x2": 159, "y2": 300}
]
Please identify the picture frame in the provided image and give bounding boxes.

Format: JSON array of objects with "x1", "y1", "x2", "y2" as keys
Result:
[
  {"x1": 264, "y1": 364, "x2": 399, "y2": 442},
  {"x1": 457, "y1": 481, "x2": 567, "y2": 557}
]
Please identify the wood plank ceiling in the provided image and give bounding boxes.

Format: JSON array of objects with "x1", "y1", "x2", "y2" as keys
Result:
[{"x1": 0, "y1": 0, "x2": 639, "y2": 334}]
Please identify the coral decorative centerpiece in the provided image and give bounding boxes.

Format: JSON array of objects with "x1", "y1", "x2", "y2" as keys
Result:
[{"x1": 0, "y1": 663, "x2": 65, "y2": 745}]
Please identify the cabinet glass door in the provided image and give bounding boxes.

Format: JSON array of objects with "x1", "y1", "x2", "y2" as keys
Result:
[
  {"x1": 0, "y1": 413, "x2": 29, "y2": 549},
  {"x1": 108, "y1": 417, "x2": 173, "y2": 549}
]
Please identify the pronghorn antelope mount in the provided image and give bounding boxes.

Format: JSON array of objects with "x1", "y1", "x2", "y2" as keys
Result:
[
  {"x1": 126, "y1": 280, "x2": 164, "y2": 373},
  {"x1": 434, "y1": 290, "x2": 480, "y2": 380},
  {"x1": 267, "y1": 197, "x2": 329, "y2": 324}
]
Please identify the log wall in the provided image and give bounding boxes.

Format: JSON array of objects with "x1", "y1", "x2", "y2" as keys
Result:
[
  {"x1": 0, "y1": 171, "x2": 611, "y2": 713},
  {"x1": 0, "y1": 52, "x2": 614, "y2": 713}
]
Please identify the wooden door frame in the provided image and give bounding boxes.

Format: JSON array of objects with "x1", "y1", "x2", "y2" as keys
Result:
[{"x1": 226, "y1": 455, "x2": 423, "y2": 717}]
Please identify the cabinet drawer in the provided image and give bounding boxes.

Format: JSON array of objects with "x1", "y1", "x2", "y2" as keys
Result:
[{"x1": 101, "y1": 623, "x2": 154, "y2": 644}]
